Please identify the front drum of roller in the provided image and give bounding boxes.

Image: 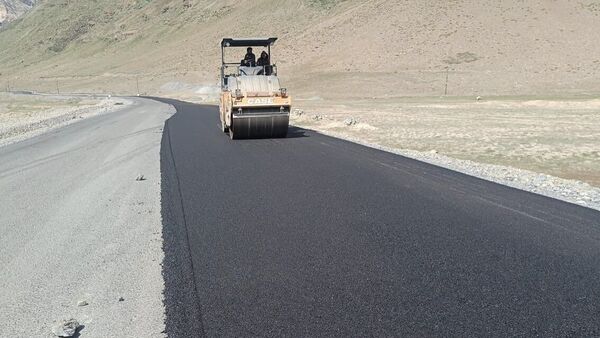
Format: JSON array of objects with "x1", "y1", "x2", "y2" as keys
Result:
[{"x1": 230, "y1": 115, "x2": 289, "y2": 139}]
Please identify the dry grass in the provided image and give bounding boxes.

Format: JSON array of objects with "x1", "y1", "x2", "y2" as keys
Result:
[
  {"x1": 0, "y1": 93, "x2": 99, "y2": 133},
  {"x1": 0, "y1": 93, "x2": 91, "y2": 115}
]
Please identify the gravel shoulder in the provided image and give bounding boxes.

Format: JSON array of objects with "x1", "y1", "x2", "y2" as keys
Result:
[
  {"x1": 0, "y1": 92, "x2": 130, "y2": 148},
  {"x1": 0, "y1": 97, "x2": 174, "y2": 337}
]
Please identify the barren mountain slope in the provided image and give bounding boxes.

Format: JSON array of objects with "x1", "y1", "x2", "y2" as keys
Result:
[
  {"x1": 0, "y1": 0, "x2": 599, "y2": 97},
  {"x1": 0, "y1": 0, "x2": 36, "y2": 26}
]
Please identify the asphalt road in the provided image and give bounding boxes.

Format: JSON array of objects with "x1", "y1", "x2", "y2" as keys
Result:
[{"x1": 159, "y1": 99, "x2": 600, "y2": 337}]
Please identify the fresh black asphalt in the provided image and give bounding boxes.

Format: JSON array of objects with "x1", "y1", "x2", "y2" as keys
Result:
[{"x1": 158, "y1": 98, "x2": 600, "y2": 337}]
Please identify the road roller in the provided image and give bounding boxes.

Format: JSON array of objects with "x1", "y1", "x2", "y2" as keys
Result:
[{"x1": 219, "y1": 38, "x2": 291, "y2": 139}]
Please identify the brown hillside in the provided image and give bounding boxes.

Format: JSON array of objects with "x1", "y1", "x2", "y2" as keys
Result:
[{"x1": 0, "y1": 0, "x2": 599, "y2": 98}]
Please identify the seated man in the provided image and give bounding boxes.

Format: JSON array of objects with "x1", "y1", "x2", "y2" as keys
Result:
[
  {"x1": 243, "y1": 47, "x2": 256, "y2": 67},
  {"x1": 256, "y1": 51, "x2": 272, "y2": 75},
  {"x1": 257, "y1": 51, "x2": 270, "y2": 67}
]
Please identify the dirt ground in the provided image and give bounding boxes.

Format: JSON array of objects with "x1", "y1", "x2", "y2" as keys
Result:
[
  {"x1": 292, "y1": 96, "x2": 600, "y2": 187},
  {"x1": 0, "y1": 92, "x2": 118, "y2": 146},
  {"x1": 0, "y1": 93, "x2": 98, "y2": 123}
]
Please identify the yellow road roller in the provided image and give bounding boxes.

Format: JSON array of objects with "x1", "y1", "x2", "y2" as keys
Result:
[{"x1": 219, "y1": 38, "x2": 291, "y2": 139}]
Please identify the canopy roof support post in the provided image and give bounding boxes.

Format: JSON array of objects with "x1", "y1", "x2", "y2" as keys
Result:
[{"x1": 221, "y1": 45, "x2": 225, "y2": 89}]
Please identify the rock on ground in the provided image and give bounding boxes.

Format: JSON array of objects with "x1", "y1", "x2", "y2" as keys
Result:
[{"x1": 51, "y1": 319, "x2": 80, "y2": 337}]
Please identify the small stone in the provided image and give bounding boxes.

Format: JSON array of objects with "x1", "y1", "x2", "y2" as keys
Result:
[
  {"x1": 429, "y1": 149, "x2": 438, "y2": 154},
  {"x1": 118, "y1": 296, "x2": 125, "y2": 302},
  {"x1": 77, "y1": 300, "x2": 88, "y2": 307},
  {"x1": 135, "y1": 174, "x2": 146, "y2": 181},
  {"x1": 52, "y1": 318, "x2": 80, "y2": 337},
  {"x1": 292, "y1": 109, "x2": 303, "y2": 116},
  {"x1": 476, "y1": 96, "x2": 482, "y2": 101},
  {"x1": 312, "y1": 115, "x2": 322, "y2": 121},
  {"x1": 344, "y1": 117, "x2": 357, "y2": 126}
]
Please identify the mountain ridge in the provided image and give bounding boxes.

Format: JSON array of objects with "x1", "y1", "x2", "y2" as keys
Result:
[
  {"x1": 0, "y1": 0, "x2": 599, "y2": 98},
  {"x1": 0, "y1": 0, "x2": 37, "y2": 27}
]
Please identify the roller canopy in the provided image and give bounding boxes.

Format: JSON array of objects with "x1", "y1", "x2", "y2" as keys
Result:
[{"x1": 221, "y1": 38, "x2": 278, "y2": 48}]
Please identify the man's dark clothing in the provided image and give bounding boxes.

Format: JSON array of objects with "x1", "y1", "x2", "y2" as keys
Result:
[
  {"x1": 244, "y1": 52, "x2": 256, "y2": 66},
  {"x1": 257, "y1": 56, "x2": 270, "y2": 67}
]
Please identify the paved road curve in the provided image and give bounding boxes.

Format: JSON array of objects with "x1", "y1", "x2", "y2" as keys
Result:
[{"x1": 158, "y1": 99, "x2": 600, "y2": 337}]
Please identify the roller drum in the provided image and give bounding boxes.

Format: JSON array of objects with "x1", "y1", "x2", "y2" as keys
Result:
[{"x1": 230, "y1": 112, "x2": 289, "y2": 139}]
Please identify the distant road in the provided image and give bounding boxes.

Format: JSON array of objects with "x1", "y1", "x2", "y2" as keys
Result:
[{"x1": 158, "y1": 98, "x2": 600, "y2": 337}]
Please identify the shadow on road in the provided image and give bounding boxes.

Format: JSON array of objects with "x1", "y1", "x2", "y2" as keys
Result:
[{"x1": 286, "y1": 126, "x2": 309, "y2": 138}]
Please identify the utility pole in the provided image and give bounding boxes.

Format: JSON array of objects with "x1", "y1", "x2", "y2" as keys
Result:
[
  {"x1": 444, "y1": 67, "x2": 450, "y2": 96},
  {"x1": 6, "y1": 79, "x2": 9, "y2": 92},
  {"x1": 56, "y1": 80, "x2": 60, "y2": 94},
  {"x1": 136, "y1": 76, "x2": 140, "y2": 96}
]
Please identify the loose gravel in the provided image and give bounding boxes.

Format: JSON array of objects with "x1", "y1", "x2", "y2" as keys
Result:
[
  {"x1": 0, "y1": 97, "x2": 174, "y2": 337},
  {"x1": 0, "y1": 94, "x2": 131, "y2": 148}
]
